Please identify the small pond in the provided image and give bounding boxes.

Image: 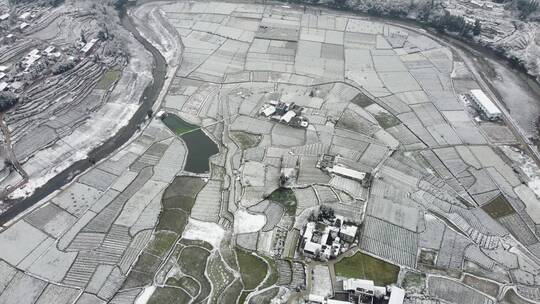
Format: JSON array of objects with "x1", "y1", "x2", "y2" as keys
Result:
[{"x1": 162, "y1": 114, "x2": 219, "y2": 174}]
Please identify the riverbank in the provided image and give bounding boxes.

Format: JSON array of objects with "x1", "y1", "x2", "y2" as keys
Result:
[
  {"x1": 282, "y1": 0, "x2": 540, "y2": 162},
  {"x1": 0, "y1": 8, "x2": 168, "y2": 225}
]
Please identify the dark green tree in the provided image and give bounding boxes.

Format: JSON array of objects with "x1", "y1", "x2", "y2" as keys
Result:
[
  {"x1": 334, "y1": 0, "x2": 347, "y2": 8},
  {"x1": 473, "y1": 19, "x2": 482, "y2": 36},
  {"x1": 0, "y1": 92, "x2": 18, "y2": 112},
  {"x1": 114, "y1": 0, "x2": 128, "y2": 11},
  {"x1": 517, "y1": 0, "x2": 539, "y2": 19}
]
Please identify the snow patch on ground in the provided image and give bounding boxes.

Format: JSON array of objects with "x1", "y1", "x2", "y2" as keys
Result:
[
  {"x1": 234, "y1": 209, "x2": 266, "y2": 234},
  {"x1": 182, "y1": 217, "x2": 225, "y2": 248},
  {"x1": 135, "y1": 285, "x2": 156, "y2": 304}
]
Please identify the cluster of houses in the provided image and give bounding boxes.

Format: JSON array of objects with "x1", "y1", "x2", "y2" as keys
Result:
[
  {"x1": 259, "y1": 100, "x2": 309, "y2": 128},
  {"x1": 0, "y1": 10, "x2": 38, "y2": 32},
  {"x1": 309, "y1": 279, "x2": 405, "y2": 304},
  {"x1": 467, "y1": 0, "x2": 496, "y2": 10},
  {"x1": 0, "y1": 34, "x2": 101, "y2": 93},
  {"x1": 278, "y1": 152, "x2": 372, "y2": 190},
  {"x1": 300, "y1": 212, "x2": 359, "y2": 261}
]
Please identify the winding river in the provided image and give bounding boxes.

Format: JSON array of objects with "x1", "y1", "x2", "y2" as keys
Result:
[
  {"x1": 3, "y1": 0, "x2": 540, "y2": 225},
  {"x1": 0, "y1": 8, "x2": 168, "y2": 225}
]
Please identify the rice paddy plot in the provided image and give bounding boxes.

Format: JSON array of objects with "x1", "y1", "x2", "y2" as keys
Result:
[
  {"x1": 482, "y1": 194, "x2": 516, "y2": 219},
  {"x1": 230, "y1": 131, "x2": 262, "y2": 150},
  {"x1": 208, "y1": 252, "x2": 234, "y2": 303},
  {"x1": 462, "y1": 274, "x2": 499, "y2": 297},
  {"x1": 220, "y1": 279, "x2": 243, "y2": 304},
  {"x1": 156, "y1": 209, "x2": 188, "y2": 234},
  {"x1": 146, "y1": 231, "x2": 178, "y2": 258},
  {"x1": 147, "y1": 287, "x2": 192, "y2": 304},
  {"x1": 334, "y1": 251, "x2": 400, "y2": 286},
  {"x1": 161, "y1": 176, "x2": 205, "y2": 212},
  {"x1": 165, "y1": 276, "x2": 200, "y2": 297},
  {"x1": 95, "y1": 69, "x2": 122, "y2": 90},
  {"x1": 350, "y1": 93, "x2": 374, "y2": 107},
  {"x1": 235, "y1": 248, "x2": 268, "y2": 290},
  {"x1": 178, "y1": 246, "x2": 212, "y2": 302}
]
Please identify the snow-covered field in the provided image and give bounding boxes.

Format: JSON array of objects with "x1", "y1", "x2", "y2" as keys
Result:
[
  {"x1": 233, "y1": 209, "x2": 266, "y2": 234},
  {"x1": 182, "y1": 217, "x2": 226, "y2": 248}
]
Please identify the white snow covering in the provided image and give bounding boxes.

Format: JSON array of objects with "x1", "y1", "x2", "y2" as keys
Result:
[
  {"x1": 182, "y1": 217, "x2": 225, "y2": 248},
  {"x1": 501, "y1": 146, "x2": 540, "y2": 197},
  {"x1": 133, "y1": 5, "x2": 180, "y2": 64},
  {"x1": 8, "y1": 103, "x2": 139, "y2": 200},
  {"x1": 8, "y1": 149, "x2": 88, "y2": 200},
  {"x1": 135, "y1": 285, "x2": 156, "y2": 304},
  {"x1": 233, "y1": 209, "x2": 266, "y2": 234},
  {"x1": 5, "y1": 35, "x2": 151, "y2": 200}
]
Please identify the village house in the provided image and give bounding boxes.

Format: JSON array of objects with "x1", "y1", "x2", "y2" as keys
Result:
[{"x1": 300, "y1": 212, "x2": 358, "y2": 261}]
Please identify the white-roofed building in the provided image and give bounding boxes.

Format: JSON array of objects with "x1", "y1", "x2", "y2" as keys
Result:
[
  {"x1": 388, "y1": 286, "x2": 405, "y2": 304},
  {"x1": 18, "y1": 12, "x2": 31, "y2": 20},
  {"x1": 22, "y1": 49, "x2": 41, "y2": 69},
  {"x1": 343, "y1": 278, "x2": 375, "y2": 292},
  {"x1": 469, "y1": 89, "x2": 502, "y2": 120},
  {"x1": 303, "y1": 241, "x2": 321, "y2": 256},
  {"x1": 280, "y1": 110, "x2": 296, "y2": 123},
  {"x1": 261, "y1": 105, "x2": 276, "y2": 117},
  {"x1": 28, "y1": 49, "x2": 39, "y2": 56},
  {"x1": 0, "y1": 81, "x2": 8, "y2": 91},
  {"x1": 81, "y1": 38, "x2": 99, "y2": 55},
  {"x1": 43, "y1": 46, "x2": 55, "y2": 54},
  {"x1": 339, "y1": 225, "x2": 358, "y2": 243},
  {"x1": 19, "y1": 22, "x2": 29, "y2": 30},
  {"x1": 328, "y1": 165, "x2": 366, "y2": 181},
  {"x1": 9, "y1": 81, "x2": 23, "y2": 91},
  {"x1": 0, "y1": 13, "x2": 9, "y2": 21},
  {"x1": 342, "y1": 278, "x2": 386, "y2": 297}
]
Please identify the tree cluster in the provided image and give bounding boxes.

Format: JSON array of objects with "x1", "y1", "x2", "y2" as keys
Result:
[
  {"x1": 51, "y1": 61, "x2": 75, "y2": 75},
  {"x1": 113, "y1": 0, "x2": 127, "y2": 11},
  {"x1": 516, "y1": 0, "x2": 539, "y2": 19},
  {"x1": 317, "y1": 206, "x2": 335, "y2": 222},
  {"x1": 0, "y1": 92, "x2": 18, "y2": 112},
  {"x1": 433, "y1": 11, "x2": 480, "y2": 37}
]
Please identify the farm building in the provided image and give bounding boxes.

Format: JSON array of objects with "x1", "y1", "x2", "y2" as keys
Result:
[{"x1": 469, "y1": 89, "x2": 502, "y2": 120}]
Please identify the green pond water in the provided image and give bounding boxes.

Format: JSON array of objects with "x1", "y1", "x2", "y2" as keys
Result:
[{"x1": 162, "y1": 114, "x2": 219, "y2": 174}]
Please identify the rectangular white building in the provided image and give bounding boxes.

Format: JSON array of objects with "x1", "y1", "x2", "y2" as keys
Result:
[
  {"x1": 469, "y1": 89, "x2": 502, "y2": 120},
  {"x1": 81, "y1": 38, "x2": 99, "y2": 55},
  {"x1": 280, "y1": 110, "x2": 296, "y2": 123},
  {"x1": 328, "y1": 165, "x2": 366, "y2": 181}
]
